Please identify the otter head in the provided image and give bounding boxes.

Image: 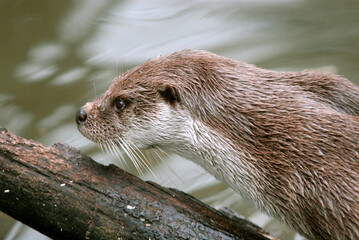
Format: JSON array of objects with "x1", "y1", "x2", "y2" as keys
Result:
[{"x1": 76, "y1": 51, "x2": 207, "y2": 154}]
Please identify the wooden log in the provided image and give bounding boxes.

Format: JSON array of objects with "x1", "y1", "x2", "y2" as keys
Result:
[{"x1": 0, "y1": 126, "x2": 276, "y2": 240}]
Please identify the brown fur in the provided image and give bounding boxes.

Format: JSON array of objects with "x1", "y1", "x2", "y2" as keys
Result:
[{"x1": 77, "y1": 50, "x2": 359, "y2": 239}]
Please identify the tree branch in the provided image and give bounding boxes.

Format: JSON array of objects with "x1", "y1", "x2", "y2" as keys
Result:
[{"x1": 0, "y1": 126, "x2": 276, "y2": 240}]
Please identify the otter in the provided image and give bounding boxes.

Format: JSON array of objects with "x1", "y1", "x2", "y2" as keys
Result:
[{"x1": 76, "y1": 50, "x2": 359, "y2": 240}]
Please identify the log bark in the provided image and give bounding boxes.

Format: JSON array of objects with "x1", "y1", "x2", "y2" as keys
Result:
[{"x1": 0, "y1": 126, "x2": 276, "y2": 240}]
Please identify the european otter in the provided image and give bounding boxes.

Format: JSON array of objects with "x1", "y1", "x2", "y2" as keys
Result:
[{"x1": 76, "y1": 50, "x2": 359, "y2": 240}]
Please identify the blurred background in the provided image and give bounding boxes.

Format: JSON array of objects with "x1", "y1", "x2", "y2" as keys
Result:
[{"x1": 1, "y1": 0, "x2": 358, "y2": 239}]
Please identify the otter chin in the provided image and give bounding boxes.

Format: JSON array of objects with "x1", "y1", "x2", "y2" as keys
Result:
[{"x1": 76, "y1": 50, "x2": 359, "y2": 240}]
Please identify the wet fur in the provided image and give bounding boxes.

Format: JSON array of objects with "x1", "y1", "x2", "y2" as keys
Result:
[{"x1": 78, "y1": 50, "x2": 359, "y2": 240}]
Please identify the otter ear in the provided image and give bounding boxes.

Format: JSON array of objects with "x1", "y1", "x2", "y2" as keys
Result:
[{"x1": 157, "y1": 84, "x2": 180, "y2": 105}]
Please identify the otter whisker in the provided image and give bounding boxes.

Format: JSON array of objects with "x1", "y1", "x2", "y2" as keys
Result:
[
  {"x1": 103, "y1": 143, "x2": 112, "y2": 156},
  {"x1": 130, "y1": 144, "x2": 159, "y2": 181},
  {"x1": 119, "y1": 139, "x2": 158, "y2": 180},
  {"x1": 112, "y1": 139, "x2": 135, "y2": 170},
  {"x1": 108, "y1": 140, "x2": 127, "y2": 169},
  {"x1": 104, "y1": 142, "x2": 115, "y2": 157},
  {"x1": 151, "y1": 147, "x2": 184, "y2": 185},
  {"x1": 154, "y1": 146, "x2": 171, "y2": 158},
  {"x1": 100, "y1": 142, "x2": 125, "y2": 169},
  {"x1": 99, "y1": 144, "x2": 104, "y2": 152},
  {"x1": 116, "y1": 138, "x2": 144, "y2": 176}
]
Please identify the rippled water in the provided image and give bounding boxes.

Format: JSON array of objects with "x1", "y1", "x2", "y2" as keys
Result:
[{"x1": 1, "y1": 1, "x2": 359, "y2": 239}]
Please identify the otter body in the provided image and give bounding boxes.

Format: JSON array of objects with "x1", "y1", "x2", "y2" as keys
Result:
[{"x1": 76, "y1": 50, "x2": 359, "y2": 239}]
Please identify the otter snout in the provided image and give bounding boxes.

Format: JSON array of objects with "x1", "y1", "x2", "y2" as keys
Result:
[{"x1": 76, "y1": 107, "x2": 88, "y2": 125}]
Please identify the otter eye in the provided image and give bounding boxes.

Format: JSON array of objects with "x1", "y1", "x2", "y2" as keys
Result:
[{"x1": 113, "y1": 97, "x2": 126, "y2": 113}]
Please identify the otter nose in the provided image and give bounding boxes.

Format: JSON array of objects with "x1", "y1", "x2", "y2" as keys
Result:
[{"x1": 76, "y1": 108, "x2": 88, "y2": 125}]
